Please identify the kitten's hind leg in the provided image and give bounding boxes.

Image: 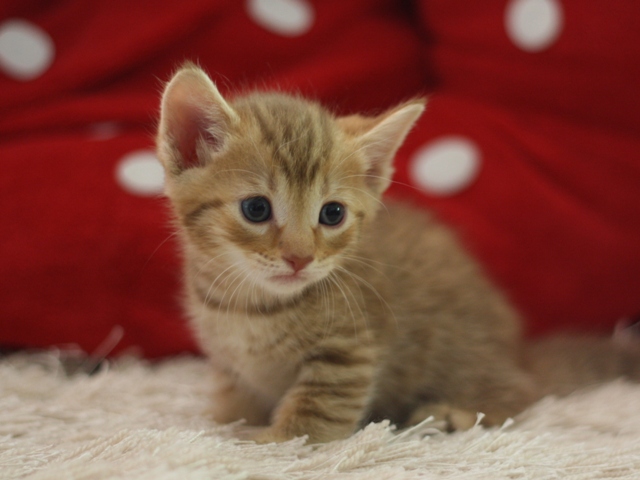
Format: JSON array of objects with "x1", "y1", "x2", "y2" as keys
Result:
[
  {"x1": 406, "y1": 403, "x2": 478, "y2": 432},
  {"x1": 406, "y1": 370, "x2": 538, "y2": 432}
]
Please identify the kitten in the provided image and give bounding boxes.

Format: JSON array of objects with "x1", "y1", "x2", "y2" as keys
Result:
[{"x1": 156, "y1": 65, "x2": 640, "y2": 444}]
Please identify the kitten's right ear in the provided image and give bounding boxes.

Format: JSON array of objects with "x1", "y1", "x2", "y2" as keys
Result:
[
  {"x1": 157, "y1": 65, "x2": 239, "y2": 175},
  {"x1": 338, "y1": 99, "x2": 425, "y2": 195}
]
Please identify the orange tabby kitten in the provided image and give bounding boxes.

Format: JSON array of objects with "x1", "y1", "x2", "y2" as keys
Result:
[{"x1": 156, "y1": 65, "x2": 640, "y2": 444}]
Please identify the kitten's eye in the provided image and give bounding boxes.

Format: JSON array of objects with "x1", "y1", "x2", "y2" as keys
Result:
[
  {"x1": 241, "y1": 196, "x2": 271, "y2": 223},
  {"x1": 319, "y1": 202, "x2": 345, "y2": 226}
]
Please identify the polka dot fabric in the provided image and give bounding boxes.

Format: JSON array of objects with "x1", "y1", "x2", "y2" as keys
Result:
[
  {"x1": 393, "y1": 0, "x2": 640, "y2": 336},
  {"x1": 0, "y1": 19, "x2": 55, "y2": 80},
  {"x1": 0, "y1": 0, "x2": 425, "y2": 357},
  {"x1": 1, "y1": 0, "x2": 638, "y2": 357}
]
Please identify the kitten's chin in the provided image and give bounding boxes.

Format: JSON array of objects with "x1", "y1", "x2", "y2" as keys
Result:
[{"x1": 262, "y1": 272, "x2": 318, "y2": 297}]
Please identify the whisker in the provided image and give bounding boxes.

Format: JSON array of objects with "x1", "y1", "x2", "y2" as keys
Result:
[
  {"x1": 143, "y1": 231, "x2": 180, "y2": 271},
  {"x1": 335, "y1": 184, "x2": 387, "y2": 213},
  {"x1": 274, "y1": 132, "x2": 309, "y2": 156},
  {"x1": 334, "y1": 268, "x2": 370, "y2": 334},
  {"x1": 327, "y1": 271, "x2": 364, "y2": 343},
  {"x1": 342, "y1": 254, "x2": 409, "y2": 275},
  {"x1": 248, "y1": 135, "x2": 270, "y2": 172},
  {"x1": 340, "y1": 173, "x2": 425, "y2": 195},
  {"x1": 200, "y1": 262, "x2": 236, "y2": 318},
  {"x1": 195, "y1": 251, "x2": 232, "y2": 277},
  {"x1": 215, "y1": 168, "x2": 263, "y2": 179},
  {"x1": 329, "y1": 140, "x2": 376, "y2": 176},
  {"x1": 248, "y1": 273, "x2": 263, "y2": 319},
  {"x1": 317, "y1": 277, "x2": 335, "y2": 341},
  {"x1": 219, "y1": 266, "x2": 250, "y2": 316},
  {"x1": 336, "y1": 266, "x2": 398, "y2": 331},
  {"x1": 231, "y1": 267, "x2": 254, "y2": 316}
]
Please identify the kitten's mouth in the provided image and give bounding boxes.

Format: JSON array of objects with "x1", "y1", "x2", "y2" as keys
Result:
[{"x1": 270, "y1": 272, "x2": 308, "y2": 285}]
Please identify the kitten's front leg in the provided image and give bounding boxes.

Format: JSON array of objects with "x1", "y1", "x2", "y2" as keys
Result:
[
  {"x1": 209, "y1": 367, "x2": 271, "y2": 426},
  {"x1": 254, "y1": 342, "x2": 375, "y2": 444}
]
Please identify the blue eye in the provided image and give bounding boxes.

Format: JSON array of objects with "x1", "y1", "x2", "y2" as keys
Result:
[
  {"x1": 319, "y1": 202, "x2": 345, "y2": 226},
  {"x1": 241, "y1": 197, "x2": 271, "y2": 223}
]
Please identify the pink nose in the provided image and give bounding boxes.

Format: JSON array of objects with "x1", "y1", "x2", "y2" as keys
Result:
[{"x1": 283, "y1": 254, "x2": 313, "y2": 273}]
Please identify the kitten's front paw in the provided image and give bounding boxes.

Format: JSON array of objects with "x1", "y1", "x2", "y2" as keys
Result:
[
  {"x1": 252, "y1": 427, "x2": 301, "y2": 444},
  {"x1": 209, "y1": 371, "x2": 271, "y2": 426}
]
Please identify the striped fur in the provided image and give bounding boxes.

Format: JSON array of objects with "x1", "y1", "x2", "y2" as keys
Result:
[{"x1": 157, "y1": 66, "x2": 640, "y2": 444}]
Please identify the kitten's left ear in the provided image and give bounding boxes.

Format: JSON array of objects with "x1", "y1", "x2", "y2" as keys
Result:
[
  {"x1": 157, "y1": 64, "x2": 239, "y2": 175},
  {"x1": 338, "y1": 99, "x2": 425, "y2": 195}
]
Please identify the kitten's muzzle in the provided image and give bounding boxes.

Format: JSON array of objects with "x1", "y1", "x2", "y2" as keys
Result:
[{"x1": 282, "y1": 254, "x2": 313, "y2": 273}]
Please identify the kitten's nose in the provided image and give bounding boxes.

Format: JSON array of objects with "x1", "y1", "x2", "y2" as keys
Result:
[{"x1": 283, "y1": 254, "x2": 314, "y2": 273}]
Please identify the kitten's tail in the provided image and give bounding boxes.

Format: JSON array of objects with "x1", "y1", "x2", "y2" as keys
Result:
[{"x1": 523, "y1": 322, "x2": 640, "y2": 397}]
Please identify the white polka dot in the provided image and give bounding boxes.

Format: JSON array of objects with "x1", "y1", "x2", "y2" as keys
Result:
[
  {"x1": 505, "y1": 0, "x2": 563, "y2": 52},
  {"x1": 409, "y1": 137, "x2": 481, "y2": 196},
  {"x1": 116, "y1": 150, "x2": 165, "y2": 196},
  {"x1": 246, "y1": 0, "x2": 314, "y2": 37},
  {"x1": 0, "y1": 19, "x2": 55, "y2": 80}
]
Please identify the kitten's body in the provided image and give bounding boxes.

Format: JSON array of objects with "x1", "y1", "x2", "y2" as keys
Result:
[
  {"x1": 186, "y1": 201, "x2": 533, "y2": 435},
  {"x1": 157, "y1": 66, "x2": 639, "y2": 444}
]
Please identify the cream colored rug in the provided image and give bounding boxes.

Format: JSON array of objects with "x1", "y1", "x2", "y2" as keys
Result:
[{"x1": 2, "y1": 351, "x2": 640, "y2": 479}]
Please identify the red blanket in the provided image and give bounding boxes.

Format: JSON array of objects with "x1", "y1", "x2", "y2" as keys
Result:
[{"x1": 2, "y1": 0, "x2": 639, "y2": 357}]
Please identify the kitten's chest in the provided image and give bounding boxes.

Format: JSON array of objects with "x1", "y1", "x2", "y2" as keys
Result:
[{"x1": 195, "y1": 309, "x2": 308, "y2": 396}]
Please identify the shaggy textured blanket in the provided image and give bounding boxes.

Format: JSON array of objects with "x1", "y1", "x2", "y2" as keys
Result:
[{"x1": 2, "y1": 352, "x2": 640, "y2": 479}]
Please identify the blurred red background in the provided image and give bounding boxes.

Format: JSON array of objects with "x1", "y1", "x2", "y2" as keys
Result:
[{"x1": 1, "y1": 0, "x2": 638, "y2": 357}]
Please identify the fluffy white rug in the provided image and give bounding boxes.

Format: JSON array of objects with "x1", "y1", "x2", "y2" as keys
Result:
[{"x1": 2, "y1": 351, "x2": 640, "y2": 479}]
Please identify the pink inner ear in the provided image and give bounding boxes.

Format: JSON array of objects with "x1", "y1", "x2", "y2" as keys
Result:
[
  {"x1": 170, "y1": 104, "x2": 221, "y2": 170},
  {"x1": 175, "y1": 109, "x2": 201, "y2": 169}
]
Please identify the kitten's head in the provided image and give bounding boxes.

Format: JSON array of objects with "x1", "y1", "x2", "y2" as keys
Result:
[{"x1": 157, "y1": 65, "x2": 424, "y2": 298}]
